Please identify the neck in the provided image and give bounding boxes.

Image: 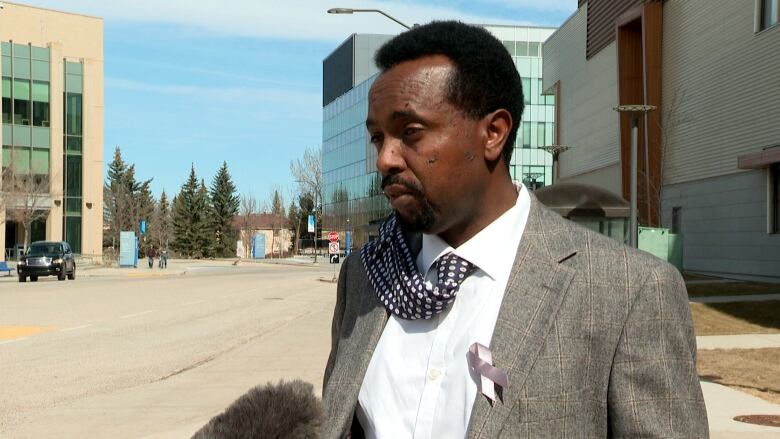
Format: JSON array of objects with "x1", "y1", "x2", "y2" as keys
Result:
[{"x1": 438, "y1": 178, "x2": 517, "y2": 248}]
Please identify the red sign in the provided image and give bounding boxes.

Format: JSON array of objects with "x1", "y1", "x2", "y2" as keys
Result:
[{"x1": 327, "y1": 231, "x2": 339, "y2": 242}]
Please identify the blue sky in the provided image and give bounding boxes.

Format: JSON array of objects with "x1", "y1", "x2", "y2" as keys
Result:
[{"x1": 26, "y1": 0, "x2": 576, "y2": 207}]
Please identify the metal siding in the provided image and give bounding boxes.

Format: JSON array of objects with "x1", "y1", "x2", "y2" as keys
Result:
[
  {"x1": 543, "y1": 6, "x2": 621, "y2": 179},
  {"x1": 322, "y1": 36, "x2": 354, "y2": 106},
  {"x1": 662, "y1": 0, "x2": 780, "y2": 185},
  {"x1": 662, "y1": 170, "x2": 780, "y2": 279},
  {"x1": 587, "y1": 0, "x2": 646, "y2": 58}
]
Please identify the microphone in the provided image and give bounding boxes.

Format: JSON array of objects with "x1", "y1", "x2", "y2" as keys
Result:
[{"x1": 192, "y1": 379, "x2": 322, "y2": 439}]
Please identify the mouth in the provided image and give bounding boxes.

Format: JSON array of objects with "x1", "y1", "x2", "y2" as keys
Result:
[{"x1": 383, "y1": 184, "x2": 415, "y2": 200}]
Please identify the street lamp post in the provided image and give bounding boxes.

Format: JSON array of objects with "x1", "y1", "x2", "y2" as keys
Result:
[
  {"x1": 539, "y1": 144, "x2": 570, "y2": 184},
  {"x1": 327, "y1": 8, "x2": 414, "y2": 29},
  {"x1": 613, "y1": 104, "x2": 657, "y2": 248}
]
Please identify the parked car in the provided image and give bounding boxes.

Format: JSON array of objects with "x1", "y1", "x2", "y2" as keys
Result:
[{"x1": 17, "y1": 241, "x2": 76, "y2": 282}]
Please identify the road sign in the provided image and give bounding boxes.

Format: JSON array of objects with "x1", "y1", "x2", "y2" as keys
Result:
[
  {"x1": 328, "y1": 241, "x2": 339, "y2": 254},
  {"x1": 327, "y1": 231, "x2": 339, "y2": 242},
  {"x1": 330, "y1": 254, "x2": 340, "y2": 264}
]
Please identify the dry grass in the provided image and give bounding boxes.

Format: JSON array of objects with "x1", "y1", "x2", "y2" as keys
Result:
[
  {"x1": 691, "y1": 301, "x2": 780, "y2": 336},
  {"x1": 698, "y1": 348, "x2": 780, "y2": 405}
]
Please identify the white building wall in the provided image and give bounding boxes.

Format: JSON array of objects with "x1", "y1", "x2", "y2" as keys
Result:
[
  {"x1": 662, "y1": 0, "x2": 780, "y2": 185},
  {"x1": 542, "y1": 5, "x2": 621, "y2": 183}
]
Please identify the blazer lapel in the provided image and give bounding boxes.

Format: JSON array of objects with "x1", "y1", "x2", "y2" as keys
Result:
[{"x1": 468, "y1": 195, "x2": 577, "y2": 438}]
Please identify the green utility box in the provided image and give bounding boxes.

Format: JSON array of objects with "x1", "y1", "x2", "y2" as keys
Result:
[{"x1": 638, "y1": 227, "x2": 683, "y2": 270}]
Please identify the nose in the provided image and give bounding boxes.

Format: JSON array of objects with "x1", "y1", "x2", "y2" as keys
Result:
[{"x1": 376, "y1": 138, "x2": 406, "y2": 176}]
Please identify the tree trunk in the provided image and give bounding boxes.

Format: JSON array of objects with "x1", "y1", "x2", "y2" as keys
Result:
[{"x1": 23, "y1": 221, "x2": 31, "y2": 252}]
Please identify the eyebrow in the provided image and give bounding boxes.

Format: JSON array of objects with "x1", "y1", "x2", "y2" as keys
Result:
[{"x1": 366, "y1": 109, "x2": 425, "y2": 129}]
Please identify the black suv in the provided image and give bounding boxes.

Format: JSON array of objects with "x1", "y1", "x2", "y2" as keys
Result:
[{"x1": 17, "y1": 241, "x2": 76, "y2": 282}]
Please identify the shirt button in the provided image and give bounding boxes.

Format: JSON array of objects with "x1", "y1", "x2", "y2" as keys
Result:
[{"x1": 429, "y1": 369, "x2": 441, "y2": 381}]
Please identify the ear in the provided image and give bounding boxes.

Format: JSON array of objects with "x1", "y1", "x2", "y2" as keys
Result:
[{"x1": 482, "y1": 109, "x2": 512, "y2": 162}]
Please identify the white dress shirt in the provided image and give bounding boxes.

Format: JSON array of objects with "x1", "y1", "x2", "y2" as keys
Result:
[{"x1": 357, "y1": 185, "x2": 531, "y2": 439}]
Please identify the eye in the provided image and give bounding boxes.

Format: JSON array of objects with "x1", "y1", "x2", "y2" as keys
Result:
[
  {"x1": 403, "y1": 126, "x2": 423, "y2": 139},
  {"x1": 369, "y1": 133, "x2": 383, "y2": 147}
]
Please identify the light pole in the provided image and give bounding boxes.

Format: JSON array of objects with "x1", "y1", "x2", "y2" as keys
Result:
[
  {"x1": 523, "y1": 172, "x2": 545, "y2": 191},
  {"x1": 613, "y1": 104, "x2": 656, "y2": 248},
  {"x1": 539, "y1": 145, "x2": 570, "y2": 184},
  {"x1": 327, "y1": 8, "x2": 413, "y2": 29}
]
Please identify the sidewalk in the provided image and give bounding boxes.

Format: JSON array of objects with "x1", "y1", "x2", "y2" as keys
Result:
[
  {"x1": 697, "y1": 333, "x2": 780, "y2": 350},
  {"x1": 702, "y1": 381, "x2": 780, "y2": 438}
]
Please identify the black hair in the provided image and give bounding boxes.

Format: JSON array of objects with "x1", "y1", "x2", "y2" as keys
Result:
[{"x1": 375, "y1": 20, "x2": 524, "y2": 166}]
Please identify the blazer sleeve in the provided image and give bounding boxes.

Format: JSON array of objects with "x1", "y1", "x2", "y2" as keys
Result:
[
  {"x1": 607, "y1": 261, "x2": 709, "y2": 438},
  {"x1": 323, "y1": 254, "x2": 350, "y2": 391}
]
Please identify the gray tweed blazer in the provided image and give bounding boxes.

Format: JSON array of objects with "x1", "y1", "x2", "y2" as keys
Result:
[{"x1": 322, "y1": 195, "x2": 708, "y2": 438}]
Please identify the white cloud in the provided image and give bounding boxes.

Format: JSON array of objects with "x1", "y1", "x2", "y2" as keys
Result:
[{"x1": 22, "y1": 0, "x2": 543, "y2": 41}]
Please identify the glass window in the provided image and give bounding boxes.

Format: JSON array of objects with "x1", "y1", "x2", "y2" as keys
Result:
[
  {"x1": 537, "y1": 122, "x2": 546, "y2": 147},
  {"x1": 31, "y1": 148, "x2": 49, "y2": 174},
  {"x1": 1, "y1": 55, "x2": 10, "y2": 76},
  {"x1": 530, "y1": 78, "x2": 539, "y2": 105},
  {"x1": 761, "y1": 0, "x2": 779, "y2": 30},
  {"x1": 13, "y1": 57, "x2": 30, "y2": 79},
  {"x1": 64, "y1": 216, "x2": 82, "y2": 254},
  {"x1": 65, "y1": 74, "x2": 83, "y2": 93},
  {"x1": 773, "y1": 164, "x2": 780, "y2": 233},
  {"x1": 522, "y1": 78, "x2": 531, "y2": 106},
  {"x1": 1, "y1": 42, "x2": 10, "y2": 56},
  {"x1": 32, "y1": 60, "x2": 49, "y2": 81},
  {"x1": 529, "y1": 42, "x2": 540, "y2": 57},
  {"x1": 32, "y1": 127, "x2": 50, "y2": 148},
  {"x1": 65, "y1": 197, "x2": 82, "y2": 216},
  {"x1": 32, "y1": 82, "x2": 49, "y2": 127},
  {"x1": 13, "y1": 79, "x2": 31, "y2": 125},
  {"x1": 12, "y1": 44, "x2": 30, "y2": 58},
  {"x1": 522, "y1": 122, "x2": 531, "y2": 148},
  {"x1": 2, "y1": 77, "x2": 10, "y2": 124},
  {"x1": 31, "y1": 46, "x2": 50, "y2": 61},
  {"x1": 66, "y1": 155, "x2": 82, "y2": 197},
  {"x1": 9, "y1": 146, "x2": 31, "y2": 173},
  {"x1": 65, "y1": 61, "x2": 83, "y2": 75},
  {"x1": 516, "y1": 41, "x2": 528, "y2": 57},
  {"x1": 502, "y1": 41, "x2": 515, "y2": 56},
  {"x1": 2, "y1": 145, "x2": 11, "y2": 168},
  {"x1": 66, "y1": 136, "x2": 82, "y2": 154},
  {"x1": 65, "y1": 93, "x2": 82, "y2": 135}
]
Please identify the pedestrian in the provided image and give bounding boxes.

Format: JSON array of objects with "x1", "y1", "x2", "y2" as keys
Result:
[
  {"x1": 147, "y1": 246, "x2": 156, "y2": 269},
  {"x1": 322, "y1": 21, "x2": 707, "y2": 438},
  {"x1": 159, "y1": 248, "x2": 168, "y2": 269}
]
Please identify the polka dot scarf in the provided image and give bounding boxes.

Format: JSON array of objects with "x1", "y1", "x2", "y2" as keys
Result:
[{"x1": 361, "y1": 214, "x2": 477, "y2": 320}]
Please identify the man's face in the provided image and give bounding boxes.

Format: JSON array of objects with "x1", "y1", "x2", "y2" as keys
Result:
[{"x1": 366, "y1": 55, "x2": 487, "y2": 235}]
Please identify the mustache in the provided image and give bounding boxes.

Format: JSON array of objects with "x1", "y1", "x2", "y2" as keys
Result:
[{"x1": 381, "y1": 174, "x2": 424, "y2": 197}]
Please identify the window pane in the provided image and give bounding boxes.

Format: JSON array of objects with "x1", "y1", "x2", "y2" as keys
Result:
[
  {"x1": 13, "y1": 58, "x2": 30, "y2": 79},
  {"x1": 31, "y1": 148, "x2": 49, "y2": 174},
  {"x1": 1, "y1": 42, "x2": 10, "y2": 56},
  {"x1": 14, "y1": 79, "x2": 31, "y2": 125},
  {"x1": 31, "y1": 46, "x2": 50, "y2": 61},
  {"x1": 64, "y1": 216, "x2": 82, "y2": 254},
  {"x1": 523, "y1": 122, "x2": 531, "y2": 148},
  {"x1": 11, "y1": 146, "x2": 31, "y2": 173},
  {"x1": 65, "y1": 198, "x2": 82, "y2": 216},
  {"x1": 32, "y1": 60, "x2": 50, "y2": 81},
  {"x1": 502, "y1": 41, "x2": 515, "y2": 56},
  {"x1": 66, "y1": 136, "x2": 82, "y2": 154},
  {"x1": 537, "y1": 122, "x2": 546, "y2": 147},
  {"x1": 32, "y1": 127, "x2": 50, "y2": 147},
  {"x1": 1, "y1": 56, "x2": 10, "y2": 76},
  {"x1": 65, "y1": 93, "x2": 82, "y2": 135},
  {"x1": 529, "y1": 42, "x2": 540, "y2": 57},
  {"x1": 522, "y1": 78, "x2": 531, "y2": 105},
  {"x1": 12, "y1": 44, "x2": 30, "y2": 58},
  {"x1": 516, "y1": 41, "x2": 528, "y2": 56},
  {"x1": 2, "y1": 78, "x2": 9, "y2": 124},
  {"x1": 65, "y1": 74, "x2": 82, "y2": 93},
  {"x1": 2, "y1": 145, "x2": 10, "y2": 167},
  {"x1": 66, "y1": 155, "x2": 82, "y2": 196},
  {"x1": 65, "y1": 61, "x2": 83, "y2": 75}
]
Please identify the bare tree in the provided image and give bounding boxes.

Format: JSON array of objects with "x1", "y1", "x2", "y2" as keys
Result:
[
  {"x1": 1, "y1": 157, "x2": 58, "y2": 252},
  {"x1": 239, "y1": 194, "x2": 257, "y2": 259},
  {"x1": 290, "y1": 146, "x2": 322, "y2": 261}
]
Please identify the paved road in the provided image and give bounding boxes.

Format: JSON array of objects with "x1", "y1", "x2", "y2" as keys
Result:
[{"x1": 0, "y1": 261, "x2": 338, "y2": 438}]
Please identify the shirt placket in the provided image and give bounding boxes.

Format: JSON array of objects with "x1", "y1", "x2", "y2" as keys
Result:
[{"x1": 412, "y1": 266, "x2": 459, "y2": 439}]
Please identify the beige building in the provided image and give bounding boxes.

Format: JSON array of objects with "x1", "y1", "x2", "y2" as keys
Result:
[{"x1": 0, "y1": 2, "x2": 103, "y2": 260}]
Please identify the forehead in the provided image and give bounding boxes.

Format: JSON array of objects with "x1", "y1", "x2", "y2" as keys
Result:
[{"x1": 368, "y1": 55, "x2": 454, "y2": 111}]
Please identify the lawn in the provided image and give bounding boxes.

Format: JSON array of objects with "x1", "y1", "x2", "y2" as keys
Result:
[
  {"x1": 690, "y1": 301, "x2": 780, "y2": 336},
  {"x1": 698, "y1": 348, "x2": 780, "y2": 405}
]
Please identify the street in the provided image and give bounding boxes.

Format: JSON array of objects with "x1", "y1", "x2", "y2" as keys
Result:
[{"x1": 0, "y1": 261, "x2": 338, "y2": 438}]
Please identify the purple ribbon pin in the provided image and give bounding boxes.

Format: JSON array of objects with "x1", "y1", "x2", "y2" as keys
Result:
[{"x1": 468, "y1": 342, "x2": 509, "y2": 402}]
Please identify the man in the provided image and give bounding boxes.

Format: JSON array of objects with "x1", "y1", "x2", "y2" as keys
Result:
[{"x1": 323, "y1": 21, "x2": 707, "y2": 438}]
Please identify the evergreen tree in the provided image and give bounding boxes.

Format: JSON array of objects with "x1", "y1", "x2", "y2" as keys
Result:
[
  {"x1": 172, "y1": 166, "x2": 199, "y2": 257},
  {"x1": 192, "y1": 180, "x2": 214, "y2": 258},
  {"x1": 269, "y1": 190, "x2": 285, "y2": 257},
  {"x1": 209, "y1": 162, "x2": 239, "y2": 257},
  {"x1": 150, "y1": 190, "x2": 172, "y2": 250}
]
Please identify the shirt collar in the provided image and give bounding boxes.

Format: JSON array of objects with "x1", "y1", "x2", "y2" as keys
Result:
[{"x1": 417, "y1": 184, "x2": 531, "y2": 281}]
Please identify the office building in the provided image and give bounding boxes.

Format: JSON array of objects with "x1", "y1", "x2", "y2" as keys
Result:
[{"x1": 543, "y1": 0, "x2": 780, "y2": 279}]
